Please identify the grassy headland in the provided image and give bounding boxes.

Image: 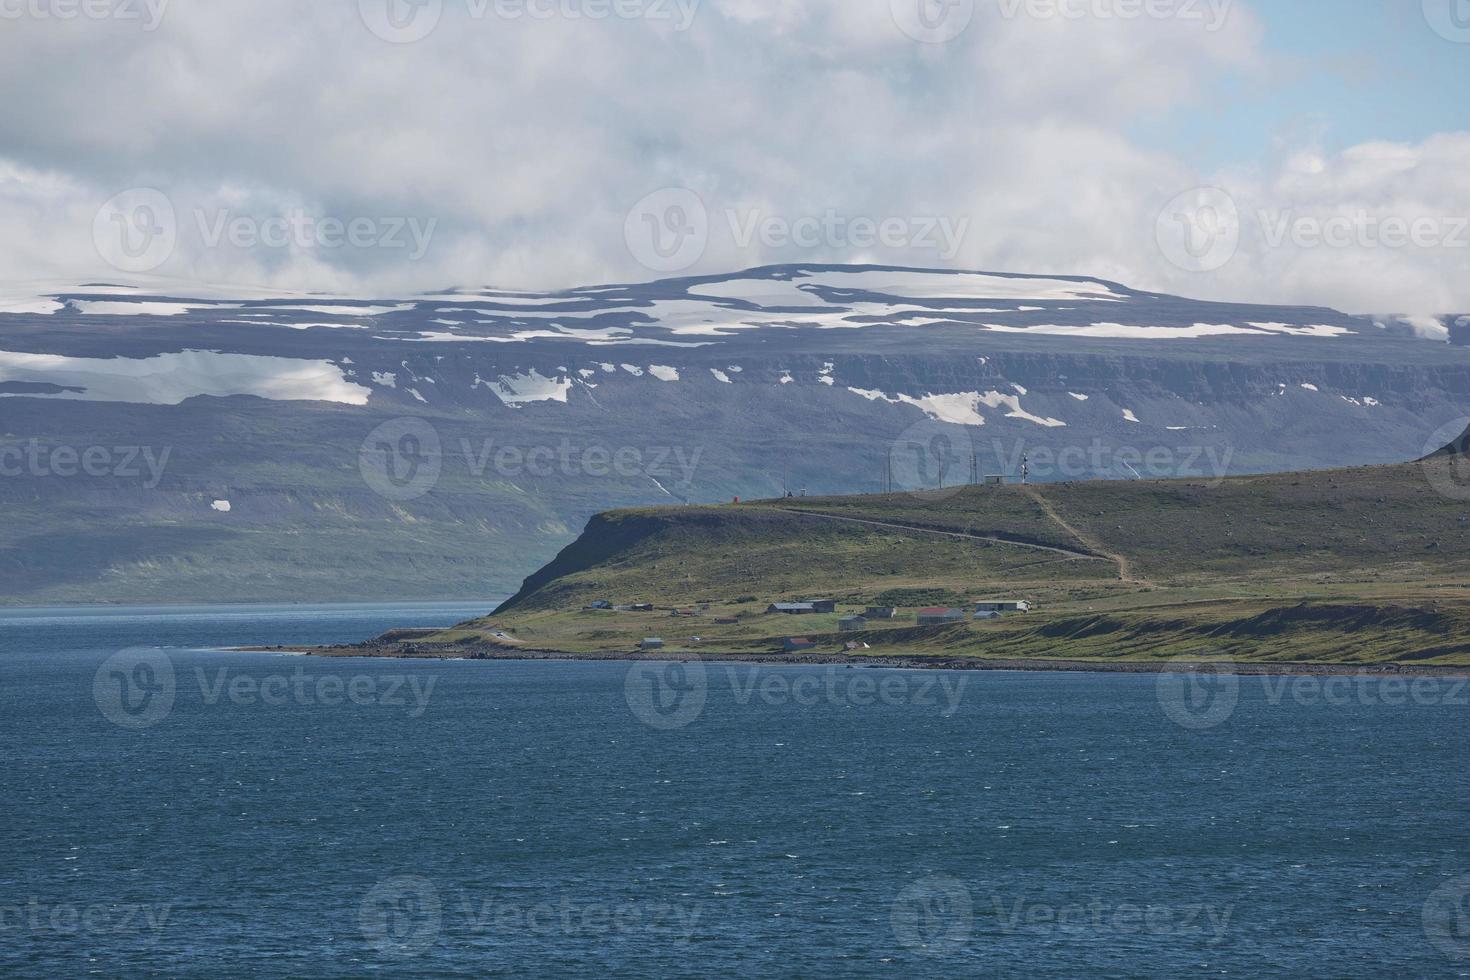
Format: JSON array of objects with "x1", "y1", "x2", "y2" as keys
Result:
[{"x1": 327, "y1": 453, "x2": 1470, "y2": 668}]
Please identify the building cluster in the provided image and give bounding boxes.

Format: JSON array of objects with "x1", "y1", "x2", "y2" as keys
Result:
[{"x1": 591, "y1": 593, "x2": 1032, "y2": 655}]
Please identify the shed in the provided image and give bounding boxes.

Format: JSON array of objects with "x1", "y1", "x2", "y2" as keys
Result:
[
  {"x1": 782, "y1": 637, "x2": 817, "y2": 652},
  {"x1": 864, "y1": 607, "x2": 898, "y2": 620},
  {"x1": 917, "y1": 607, "x2": 967, "y2": 626},
  {"x1": 768, "y1": 603, "x2": 817, "y2": 615},
  {"x1": 975, "y1": 600, "x2": 1032, "y2": 614},
  {"x1": 806, "y1": 600, "x2": 838, "y2": 614},
  {"x1": 839, "y1": 616, "x2": 869, "y2": 632},
  {"x1": 640, "y1": 638, "x2": 665, "y2": 651}
]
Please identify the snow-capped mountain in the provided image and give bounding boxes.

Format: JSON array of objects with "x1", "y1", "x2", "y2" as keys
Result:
[{"x1": 2, "y1": 264, "x2": 1466, "y2": 605}]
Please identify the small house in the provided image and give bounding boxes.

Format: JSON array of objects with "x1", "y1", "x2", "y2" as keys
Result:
[
  {"x1": 839, "y1": 616, "x2": 869, "y2": 632},
  {"x1": 864, "y1": 607, "x2": 898, "y2": 620},
  {"x1": 640, "y1": 638, "x2": 665, "y2": 651},
  {"x1": 768, "y1": 602, "x2": 817, "y2": 615},
  {"x1": 917, "y1": 607, "x2": 967, "y2": 626},
  {"x1": 783, "y1": 637, "x2": 817, "y2": 652},
  {"x1": 807, "y1": 600, "x2": 838, "y2": 614},
  {"x1": 975, "y1": 600, "x2": 1032, "y2": 615}
]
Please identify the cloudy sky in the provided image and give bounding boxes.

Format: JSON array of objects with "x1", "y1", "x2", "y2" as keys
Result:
[{"x1": 1, "y1": 0, "x2": 1467, "y2": 314}]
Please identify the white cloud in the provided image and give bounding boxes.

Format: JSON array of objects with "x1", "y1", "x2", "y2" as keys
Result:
[{"x1": 0, "y1": 1, "x2": 1462, "y2": 314}]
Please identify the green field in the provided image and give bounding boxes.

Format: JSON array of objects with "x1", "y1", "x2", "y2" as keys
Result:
[{"x1": 376, "y1": 453, "x2": 1470, "y2": 667}]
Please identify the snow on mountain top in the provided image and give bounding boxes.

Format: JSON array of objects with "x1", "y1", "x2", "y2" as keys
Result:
[{"x1": 0, "y1": 265, "x2": 1395, "y2": 347}]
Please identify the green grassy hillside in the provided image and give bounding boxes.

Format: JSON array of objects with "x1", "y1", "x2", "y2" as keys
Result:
[{"x1": 414, "y1": 455, "x2": 1470, "y2": 666}]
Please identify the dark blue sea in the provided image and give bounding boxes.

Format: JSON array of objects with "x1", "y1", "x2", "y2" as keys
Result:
[{"x1": 3, "y1": 603, "x2": 1469, "y2": 978}]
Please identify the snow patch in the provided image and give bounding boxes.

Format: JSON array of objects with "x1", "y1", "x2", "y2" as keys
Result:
[
  {"x1": 710, "y1": 369, "x2": 732, "y2": 384},
  {"x1": 483, "y1": 370, "x2": 572, "y2": 407},
  {"x1": 211, "y1": 500, "x2": 232, "y2": 513},
  {"x1": 0, "y1": 349, "x2": 370, "y2": 406},
  {"x1": 648, "y1": 365, "x2": 680, "y2": 382}
]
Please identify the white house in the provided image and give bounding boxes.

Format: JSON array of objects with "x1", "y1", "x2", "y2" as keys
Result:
[{"x1": 975, "y1": 600, "x2": 1032, "y2": 614}]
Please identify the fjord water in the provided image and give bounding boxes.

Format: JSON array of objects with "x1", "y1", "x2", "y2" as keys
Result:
[{"x1": 3, "y1": 605, "x2": 1469, "y2": 978}]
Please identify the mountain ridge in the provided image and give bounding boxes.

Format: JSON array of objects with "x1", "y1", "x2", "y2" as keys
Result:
[{"x1": 3, "y1": 263, "x2": 1469, "y2": 605}]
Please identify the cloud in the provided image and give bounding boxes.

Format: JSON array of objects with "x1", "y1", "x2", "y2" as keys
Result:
[{"x1": 0, "y1": 0, "x2": 1463, "y2": 316}]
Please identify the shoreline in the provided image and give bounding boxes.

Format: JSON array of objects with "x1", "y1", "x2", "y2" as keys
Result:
[{"x1": 242, "y1": 642, "x2": 1470, "y2": 678}]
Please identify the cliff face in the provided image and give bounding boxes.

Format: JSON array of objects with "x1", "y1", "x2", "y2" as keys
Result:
[{"x1": 2, "y1": 265, "x2": 1468, "y2": 605}]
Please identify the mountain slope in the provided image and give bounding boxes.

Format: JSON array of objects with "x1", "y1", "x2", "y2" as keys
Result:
[
  {"x1": 463, "y1": 454, "x2": 1470, "y2": 666},
  {"x1": 3, "y1": 264, "x2": 1469, "y2": 605}
]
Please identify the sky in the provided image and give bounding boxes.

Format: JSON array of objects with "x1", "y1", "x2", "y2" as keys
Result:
[{"x1": 0, "y1": 0, "x2": 1467, "y2": 315}]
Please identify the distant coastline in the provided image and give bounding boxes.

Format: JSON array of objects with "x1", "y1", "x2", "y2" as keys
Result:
[{"x1": 248, "y1": 642, "x2": 1470, "y2": 678}]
